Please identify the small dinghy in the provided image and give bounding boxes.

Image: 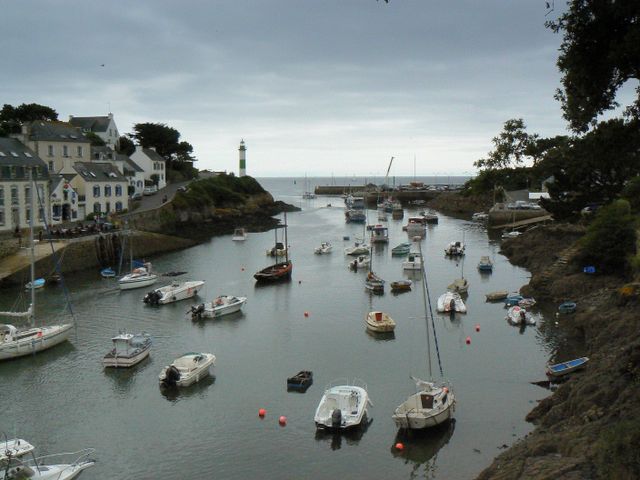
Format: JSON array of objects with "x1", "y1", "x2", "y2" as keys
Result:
[
  {"x1": 436, "y1": 291, "x2": 467, "y2": 313},
  {"x1": 390, "y1": 280, "x2": 412, "y2": 292},
  {"x1": 447, "y1": 277, "x2": 468, "y2": 295},
  {"x1": 100, "y1": 267, "x2": 116, "y2": 278},
  {"x1": 314, "y1": 242, "x2": 332, "y2": 254},
  {"x1": 103, "y1": 332, "x2": 152, "y2": 368},
  {"x1": 159, "y1": 352, "x2": 216, "y2": 387},
  {"x1": 349, "y1": 255, "x2": 370, "y2": 271},
  {"x1": 190, "y1": 295, "x2": 247, "y2": 320},
  {"x1": 546, "y1": 356, "x2": 589, "y2": 378},
  {"x1": 24, "y1": 278, "x2": 45, "y2": 290},
  {"x1": 505, "y1": 305, "x2": 536, "y2": 325},
  {"x1": 365, "y1": 311, "x2": 396, "y2": 333},
  {"x1": 314, "y1": 381, "x2": 372, "y2": 430},
  {"x1": 287, "y1": 370, "x2": 313, "y2": 392},
  {"x1": 485, "y1": 290, "x2": 509, "y2": 302},
  {"x1": 477, "y1": 256, "x2": 493, "y2": 272},
  {"x1": 391, "y1": 242, "x2": 411, "y2": 256}
]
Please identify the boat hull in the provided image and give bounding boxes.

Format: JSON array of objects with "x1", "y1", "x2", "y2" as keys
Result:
[
  {"x1": 199, "y1": 296, "x2": 247, "y2": 318},
  {"x1": 365, "y1": 311, "x2": 396, "y2": 333},
  {"x1": 392, "y1": 401, "x2": 455, "y2": 430},
  {"x1": 254, "y1": 262, "x2": 292, "y2": 282},
  {"x1": 118, "y1": 275, "x2": 158, "y2": 290},
  {"x1": 103, "y1": 345, "x2": 150, "y2": 368},
  {"x1": 0, "y1": 324, "x2": 73, "y2": 361}
]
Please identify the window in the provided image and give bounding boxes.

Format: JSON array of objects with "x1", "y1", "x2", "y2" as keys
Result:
[
  {"x1": 137, "y1": 180, "x2": 143, "y2": 188},
  {"x1": 25, "y1": 208, "x2": 30, "y2": 223},
  {"x1": 48, "y1": 145, "x2": 54, "y2": 156},
  {"x1": 37, "y1": 185, "x2": 45, "y2": 202},
  {"x1": 11, "y1": 186, "x2": 18, "y2": 206},
  {"x1": 0, "y1": 187, "x2": 3, "y2": 206},
  {"x1": 38, "y1": 207, "x2": 44, "y2": 222},
  {"x1": 93, "y1": 185, "x2": 100, "y2": 197},
  {"x1": 76, "y1": 146, "x2": 83, "y2": 158},
  {"x1": 105, "y1": 201, "x2": 111, "y2": 212},
  {"x1": 93, "y1": 202, "x2": 101, "y2": 214},
  {"x1": 115, "y1": 201, "x2": 123, "y2": 212},
  {"x1": 105, "y1": 185, "x2": 112, "y2": 197},
  {"x1": 0, "y1": 208, "x2": 4, "y2": 226},
  {"x1": 63, "y1": 190, "x2": 68, "y2": 202},
  {"x1": 63, "y1": 145, "x2": 69, "y2": 157},
  {"x1": 160, "y1": 163, "x2": 164, "y2": 170},
  {"x1": 115, "y1": 185, "x2": 122, "y2": 196},
  {"x1": 24, "y1": 186, "x2": 31, "y2": 204},
  {"x1": 48, "y1": 161, "x2": 54, "y2": 172}
]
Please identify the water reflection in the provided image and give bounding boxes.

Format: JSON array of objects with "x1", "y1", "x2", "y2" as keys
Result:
[
  {"x1": 103, "y1": 357, "x2": 152, "y2": 394},
  {"x1": 365, "y1": 329, "x2": 396, "y2": 342},
  {"x1": 314, "y1": 418, "x2": 372, "y2": 450},
  {"x1": 159, "y1": 375, "x2": 216, "y2": 402},
  {"x1": 391, "y1": 420, "x2": 456, "y2": 480}
]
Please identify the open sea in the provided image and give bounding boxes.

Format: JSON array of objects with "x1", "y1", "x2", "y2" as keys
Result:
[{"x1": 0, "y1": 176, "x2": 573, "y2": 479}]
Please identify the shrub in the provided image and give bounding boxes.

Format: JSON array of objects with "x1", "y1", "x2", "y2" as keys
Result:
[{"x1": 595, "y1": 417, "x2": 640, "y2": 479}]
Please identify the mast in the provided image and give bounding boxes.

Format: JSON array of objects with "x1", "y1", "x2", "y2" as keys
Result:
[
  {"x1": 283, "y1": 212, "x2": 289, "y2": 263},
  {"x1": 28, "y1": 167, "x2": 36, "y2": 326},
  {"x1": 417, "y1": 239, "x2": 432, "y2": 378}
]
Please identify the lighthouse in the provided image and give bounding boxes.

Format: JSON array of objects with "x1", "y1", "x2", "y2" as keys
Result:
[{"x1": 238, "y1": 139, "x2": 246, "y2": 177}]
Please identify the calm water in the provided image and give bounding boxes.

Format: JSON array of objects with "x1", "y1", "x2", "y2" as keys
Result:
[{"x1": 1, "y1": 177, "x2": 561, "y2": 479}]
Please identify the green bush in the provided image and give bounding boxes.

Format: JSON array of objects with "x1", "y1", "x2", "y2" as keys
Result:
[
  {"x1": 596, "y1": 417, "x2": 640, "y2": 479},
  {"x1": 578, "y1": 199, "x2": 637, "y2": 274}
]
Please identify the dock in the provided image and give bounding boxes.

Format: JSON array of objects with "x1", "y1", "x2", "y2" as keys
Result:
[{"x1": 490, "y1": 214, "x2": 553, "y2": 230}]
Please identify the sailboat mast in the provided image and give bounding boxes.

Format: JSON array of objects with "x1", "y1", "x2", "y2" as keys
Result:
[
  {"x1": 284, "y1": 212, "x2": 288, "y2": 263},
  {"x1": 417, "y1": 240, "x2": 432, "y2": 378},
  {"x1": 28, "y1": 167, "x2": 36, "y2": 325}
]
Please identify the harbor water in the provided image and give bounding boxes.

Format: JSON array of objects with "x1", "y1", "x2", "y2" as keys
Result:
[{"x1": 1, "y1": 177, "x2": 561, "y2": 479}]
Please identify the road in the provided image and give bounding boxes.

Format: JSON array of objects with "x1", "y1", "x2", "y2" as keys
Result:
[{"x1": 130, "y1": 180, "x2": 191, "y2": 214}]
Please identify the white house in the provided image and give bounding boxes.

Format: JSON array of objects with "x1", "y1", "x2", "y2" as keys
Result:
[
  {"x1": 90, "y1": 146, "x2": 145, "y2": 196},
  {"x1": 0, "y1": 138, "x2": 50, "y2": 233},
  {"x1": 70, "y1": 162, "x2": 129, "y2": 220},
  {"x1": 49, "y1": 174, "x2": 79, "y2": 223},
  {"x1": 69, "y1": 113, "x2": 120, "y2": 149},
  {"x1": 130, "y1": 146, "x2": 167, "y2": 190}
]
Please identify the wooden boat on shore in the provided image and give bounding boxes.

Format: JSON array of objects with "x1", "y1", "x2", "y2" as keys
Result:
[
  {"x1": 546, "y1": 356, "x2": 589, "y2": 378},
  {"x1": 287, "y1": 370, "x2": 313, "y2": 392}
]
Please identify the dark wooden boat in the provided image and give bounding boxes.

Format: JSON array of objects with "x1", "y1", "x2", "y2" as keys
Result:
[
  {"x1": 390, "y1": 280, "x2": 412, "y2": 292},
  {"x1": 287, "y1": 370, "x2": 313, "y2": 391},
  {"x1": 546, "y1": 356, "x2": 589, "y2": 378},
  {"x1": 255, "y1": 212, "x2": 293, "y2": 282}
]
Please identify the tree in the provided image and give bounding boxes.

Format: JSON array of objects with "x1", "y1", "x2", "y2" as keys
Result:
[
  {"x1": 117, "y1": 135, "x2": 135, "y2": 156},
  {"x1": 0, "y1": 102, "x2": 58, "y2": 135},
  {"x1": 128, "y1": 122, "x2": 195, "y2": 168},
  {"x1": 474, "y1": 119, "x2": 538, "y2": 171},
  {"x1": 84, "y1": 132, "x2": 106, "y2": 147},
  {"x1": 549, "y1": 1, "x2": 640, "y2": 132}
]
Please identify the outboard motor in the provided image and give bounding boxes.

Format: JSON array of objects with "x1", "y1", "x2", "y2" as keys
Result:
[
  {"x1": 449, "y1": 298, "x2": 456, "y2": 312},
  {"x1": 190, "y1": 304, "x2": 205, "y2": 321},
  {"x1": 331, "y1": 409, "x2": 342, "y2": 428},
  {"x1": 162, "y1": 365, "x2": 181, "y2": 386},
  {"x1": 143, "y1": 290, "x2": 161, "y2": 305}
]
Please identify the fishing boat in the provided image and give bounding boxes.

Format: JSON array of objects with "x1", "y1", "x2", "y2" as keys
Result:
[
  {"x1": 103, "y1": 332, "x2": 152, "y2": 368},
  {"x1": 344, "y1": 241, "x2": 370, "y2": 256},
  {"x1": 546, "y1": 356, "x2": 589, "y2": 378},
  {"x1": 0, "y1": 168, "x2": 73, "y2": 361},
  {"x1": 477, "y1": 256, "x2": 493, "y2": 272},
  {"x1": 314, "y1": 380, "x2": 372, "y2": 430},
  {"x1": 393, "y1": 239, "x2": 456, "y2": 430},
  {"x1": 444, "y1": 241, "x2": 465, "y2": 257},
  {"x1": 402, "y1": 251, "x2": 423, "y2": 271},
  {"x1": 405, "y1": 217, "x2": 426, "y2": 237},
  {"x1": 118, "y1": 263, "x2": 158, "y2": 290},
  {"x1": 159, "y1": 352, "x2": 216, "y2": 387},
  {"x1": 287, "y1": 370, "x2": 313, "y2": 392},
  {"x1": 24, "y1": 278, "x2": 45, "y2": 290},
  {"x1": 190, "y1": 295, "x2": 247, "y2": 320},
  {"x1": 100, "y1": 267, "x2": 116, "y2": 278},
  {"x1": 0, "y1": 437, "x2": 95, "y2": 480},
  {"x1": 390, "y1": 280, "x2": 412, "y2": 292},
  {"x1": 436, "y1": 291, "x2": 467, "y2": 313},
  {"x1": 143, "y1": 280, "x2": 205, "y2": 305},
  {"x1": 232, "y1": 228, "x2": 247, "y2": 241},
  {"x1": 505, "y1": 305, "x2": 536, "y2": 325},
  {"x1": 365, "y1": 271, "x2": 385, "y2": 293},
  {"x1": 485, "y1": 290, "x2": 509, "y2": 302},
  {"x1": 391, "y1": 242, "x2": 411, "y2": 256},
  {"x1": 370, "y1": 225, "x2": 389, "y2": 243},
  {"x1": 314, "y1": 242, "x2": 332, "y2": 254},
  {"x1": 255, "y1": 213, "x2": 293, "y2": 282},
  {"x1": 365, "y1": 311, "x2": 396, "y2": 333}
]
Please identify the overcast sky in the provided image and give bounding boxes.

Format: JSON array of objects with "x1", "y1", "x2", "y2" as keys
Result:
[{"x1": 2, "y1": 1, "x2": 570, "y2": 177}]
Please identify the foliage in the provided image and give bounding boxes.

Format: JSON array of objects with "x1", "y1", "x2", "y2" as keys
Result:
[
  {"x1": 474, "y1": 119, "x2": 538, "y2": 170},
  {"x1": 595, "y1": 417, "x2": 640, "y2": 479},
  {"x1": 117, "y1": 135, "x2": 135, "y2": 156},
  {"x1": 128, "y1": 122, "x2": 195, "y2": 168},
  {"x1": 0, "y1": 102, "x2": 58, "y2": 135},
  {"x1": 171, "y1": 174, "x2": 265, "y2": 210},
  {"x1": 621, "y1": 176, "x2": 640, "y2": 213},
  {"x1": 462, "y1": 167, "x2": 533, "y2": 197},
  {"x1": 85, "y1": 212, "x2": 95, "y2": 221},
  {"x1": 548, "y1": 1, "x2": 640, "y2": 132},
  {"x1": 578, "y1": 199, "x2": 637, "y2": 274},
  {"x1": 84, "y1": 132, "x2": 106, "y2": 146}
]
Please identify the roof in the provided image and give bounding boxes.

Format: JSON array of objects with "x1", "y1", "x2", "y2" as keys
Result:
[
  {"x1": 0, "y1": 137, "x2": 47, "y2": 170},
  {"x1": 25, "y1": 121, "x2": 89, "y2": 143},
  {"x1": 72, "y1": 162, "x2": 127, "y2": 183},
  {"x1": 142, "y1": 148, "x2": 165, "y2": 162},
  {"x1": 69, "y1": 115, "x2": 112, "y2": 133},
  {"x1": 122, "y1": 156, "x2": 144, "y2": 173}
]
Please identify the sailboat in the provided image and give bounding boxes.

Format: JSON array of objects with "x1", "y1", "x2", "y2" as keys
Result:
[
  {"x1": 447, "y1": 253, "x2": 469, "y2": 295},
  {"x1": 118, "y1": 232, "x2": 158, "y2": 290},
  {"x1": 392, "y1": 240, "x2": 456, "y2": 430},
  {"x1": 0, "y1": 168, "x2": 73, "y2": 361},
  {"x1": 302, "y1": 174, "x2": 316, "y2": 199},
  {"x1": 254, "y1": 212, "x2": 293, "y2": 282}
]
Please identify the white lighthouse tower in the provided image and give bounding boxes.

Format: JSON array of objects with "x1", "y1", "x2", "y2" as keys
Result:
[{"x1": 238, "y1": 139, "x2": 246, "y2": 177}]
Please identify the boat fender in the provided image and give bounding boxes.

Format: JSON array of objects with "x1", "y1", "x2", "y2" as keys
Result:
[
  {"x1": 331, "y1": 409, "x2": 342, "y2": 428},
  {"x1": 171, "y1": 296, "x2": 176, "y2": 302}
]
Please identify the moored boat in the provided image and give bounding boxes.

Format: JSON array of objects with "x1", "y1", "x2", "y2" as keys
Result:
[
  {"x1": 558, "y1": 301, "x2": 577, "y2": 314},
  {"x1": 485, "y1": 290, "x2": 509, "y2": 302},
  {"x1": 402, "y1": 252, "x2": 423, "y2": 271},
  {"x1": 314, "y1": 242, "x2": 332, "y2": 254},
  {"x1": 344, "y1": 241, "x2": 370, "y2": 256},
  {"x1": 256, "y1": 213, "x2": 293, "y2": 282},
  {"x1": 505, "y1": 305, "x2": 536, "y2": 325},
  {"x1": 118, "y1": 263, "x2": 158, "y2": 290},
  {"x1": 159, "y1": 352, "x2": 216, "y2": 387},
  {"x1": 447, "y1": 277, "x2": 468, "y2": 295},
  {"x1": 436, "y1": 291, "x2": 467, "y2": 313},
  {"x1": 391, "y1": 242, "x2": 411, "y2": 256},
  {"x1": 287, "y1": 370, "x2": 313, "y2": 392},
  {"x1": 143, "y1": 280, "x2": 205, "y2": 305},
  {"x1": 390, "y1": 280, "x2": 412, "y2": 292},
  {"x1": 444, "y1": 241, "x2": 465, "y2": 257},
  {"x1": 314, "y1": 381, "x2": 371, "y2": 430},
  {"x1": 232, "y1": 228, "x2": 247, "y2": 241},
  {"x1": 24, "y1": 278, "x2": 45, "y2": 290},
  {"x1": 370, "y1": 225, "x2": 389, "y2": 243},
  {"x1": 103, "y1": 332, "x2": 152, "y2": 368},
  {"x1": 546, "y1": 356, "x2": 589, "y2": 378},
  {"x1": 349, "y1": 254, "x2": 370, "y2": 271},
  {"x1": 365, "y1": 311, "x2": 396, "y2": 333},
  {"x1": 365, "y1": 271, "x2": 385, "y2": 293},
  {"x1": 100, "y1": 267, "x2": 116, "y2": 278},
  {"x1": 190, "y1": 295, "x2": 247, "y2": 320},
  {"x1": 477, "y1": 256, "x2": 493, "y2": 272},
  {"x1": 392, "y1": 377, "x2": 455, "y2": 430}
]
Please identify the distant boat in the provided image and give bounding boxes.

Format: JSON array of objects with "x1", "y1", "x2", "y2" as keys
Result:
[
  {"x1": 391, "y1": 242, "x2": 411, "y2": 256},
  {"x1": 546, "y1": 356, "x2": 589, "y2": 378},
  {"x1": 314, "y1": 242, "x2": 332, "y2": 254},
  {"x1": 444, "y1": 241, "x2": 465, "y2": 257},
  {"x1": 256, "y1": 213, "x2": 293, "y2": 283},
  {"x1": 505, "y1": 305, "x2": 535, "y2": 326},
  {"x1": 24, "y1": 278, "x2": 45, "y2": 290},
  {"x1": 100, "y1": 267, "x2": 116, "y2": 278},
  {"x1": 232, "y1": 228, "x2": 247, "y2": 241},
  {"x1": 365, "y1": 311, "x2": 396, "y2": 333},
  {"x1": 190, "y1": 295, "x2": 247, "y2": 320},
  {"x1": 287, "y1": 370, "x2": 313, "y2": 392},
  {"x1": 437, "y1": 291, "x2": 467, "y2": 313},
  {"x1": 485, "y1": 290, "x2": 509, "y2": 302},
  {"x1": 390, "y1": 280, "x2": 412, "y2": 292},
  {"x1": 477, "y1": 256, "x2": 493, "y2": 272}
]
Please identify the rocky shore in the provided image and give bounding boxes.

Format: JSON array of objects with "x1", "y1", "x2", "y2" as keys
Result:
[{"x1": 477, "y1": 224, "x2": 640, "y2": 480}]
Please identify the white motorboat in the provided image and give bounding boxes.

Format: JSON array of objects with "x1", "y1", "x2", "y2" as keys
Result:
[
  {"x1": 143, "y1": 280, "x2": 205, "y2": 305},
  {"x1": 365, "y1": 271, "x2": 385, "y2": 293},
  {"x1": 190, "y1": 295, "x2": 247, "y2": 320},
  {"x1": 159, "y1": 352, "x2": 216, "y2": 387},
  {"x1": 502, "y1": 230, "x2": 521, "y2": 239},
  {"x1": 103, "y1": 332, "x2": 152, "y2": 368},
  {"x1": 349, "y1": 255, "x2": 370, "y2": 271},
  {"x1": 370, "y1": 225, "x2": 389, "y2": 243},
  {"x1": 506, "y1": 305, "x2": 536, "y2": 325},
  {"x1": 472, "y1": 212, "x2": 489, "y2": 221},
  {"x1": 0, "y1": 437, "x2": 95, "y2": 480},
  {"x1": 444, "y1": 241, "x2": 465, "y2": 256},
  {"x1": 344, "y1": 241, "x2": 369, "y2": 256},
  {"x1": 0, "y1": 168, "x2": 73, "y2": 361},
  {"x1": 314, "y1": 381, "x2": 372, "y2": 429},
  {"x1": 402, "y1": 252, "x2": 423, "y2": 271},
  {"x1": 314, "y1": 242, "x2": 332, "y2": 254},
  {"x1": 232, "y1": 228, "x2": 247, "y2": 241},
  {"x1": 365, "y1": 311, "x2": 396, "y2": 333},
  {"x1": 392, "y1": 377, "x2": 455, "y2": 430},
  {"x1": 405, "y1": 217, "x2": 426, "y2": 236},
  {"x1": 118, "y1": 263, "x2": 158, "y2": 290},
  {"x1": 437, "y1": 291, "x2": 467, "y2": 313}
]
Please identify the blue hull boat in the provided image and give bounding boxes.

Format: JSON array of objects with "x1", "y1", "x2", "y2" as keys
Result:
[
  {"x1": 546, "y1": 356, "x2": 589, "y2": 378},
  {"x1": 101, "y1": 267, "x2": 116, "y2": 278},
  {"x1": 558, "y1": 301, "x2": 577, "y2": 314}
]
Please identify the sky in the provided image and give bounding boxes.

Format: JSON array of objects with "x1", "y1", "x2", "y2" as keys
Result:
[{"x1": 2, "y1": 0, "x2": 571, "y2": 177}]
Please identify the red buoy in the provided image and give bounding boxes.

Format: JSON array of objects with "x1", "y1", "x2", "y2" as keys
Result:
[
  {"x1": 304, "y1": 311, "x2": 310, "y2": 318},
  {"x1": 466, "y1": 336, "x2": 471, "y2": 345},
  {"x1": 241, "y1": 267, "x2": 245, "y2": 271},
  {"x1": 258, "y1": 408, "x2": 266, "y2": 418},
  {"x1": 395, "y1": 442, "x2": 404, "y2": 451},
  {"x1": 298, "y1": 280, "x2": 302, "y2": 284},
  {"x1": 279, "y1": 415, "x2": 287, "y2": 426},
  {"x1": 475, "y1": 324, "x2": 480, "y2": 332}
]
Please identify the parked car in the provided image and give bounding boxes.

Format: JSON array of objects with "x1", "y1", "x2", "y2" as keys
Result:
[
  {"x1": 143, "y1": 186, "x2": 157, "y2": 196},
  {"x1": 177, "y1": 186, "x2": 188, "y2": 193},
  {"x1": 131, "y1": 192, "x2": 142, "y2": 200}
]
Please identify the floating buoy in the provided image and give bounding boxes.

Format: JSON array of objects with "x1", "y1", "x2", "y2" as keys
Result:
[
  {"x1": 395, "y1": 442, "x2": 404, "y2": 451},
  {"x1": 258, "y1": 408, "x2": 266, "y2": 418},
  {"x1": 304, "y1": 311, "x2": 310, "y2": 318},
  {"x1": 475, "y1": 324, "x2": 480, "y2": 332},
  {"x1": 443, "y1": 387, "x2": 449, "y2": 393},
  {"x1": 279, "y1": 415, "x2": 287, "y2": 426},
  {"x1": 465, "y1": 336, "x2": 471, "y2": 345},
  {"x1": 298, "y1": 280, "x2": 302, "y2": 284},
  {"x1": 241, "y1": 267, "x2": 245, "y2": 271}
]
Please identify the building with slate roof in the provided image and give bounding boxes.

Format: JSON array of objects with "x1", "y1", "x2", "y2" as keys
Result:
[
  {"x1": 70, "y1": 162, "x2": 129, "y2": 219},
  {"x1": 0, "y1": 138, "x2": 50, "y2": 233},
  {"x1": 12, "y1": 121, "x2": 91, "y2": 175},
  {"x1": 69, "y1": 113, "x2": 120, "y2": 148},
  {"x1": 49, "y1": 173, "x2": 80, "y2": 223},
  {"x1": 130, "y1": 146, "x2": 167, "y2": 190},
  {"x1": 90, "y1": 146, "x2": 145, "y2": 196}
]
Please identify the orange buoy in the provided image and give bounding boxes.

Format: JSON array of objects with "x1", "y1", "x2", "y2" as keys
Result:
[
  {"x1": 475, "y1": 324, "x2": 480, "y2": 332},
  {"x1": 465, "y1": 336, "x2": 471, "y2": 345},
  {"x1": 395, "y1": 442, "x2": 404, "y2": 451},
  {"x1": 304, "y1": 311, "x2": 309, "y2": 318},
  {"x1": 258, "y1": 408, "x2": 266, "y2": 418},
  {"x1": 279, "y1": 415, "x2": 287, "y2": 426}
]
